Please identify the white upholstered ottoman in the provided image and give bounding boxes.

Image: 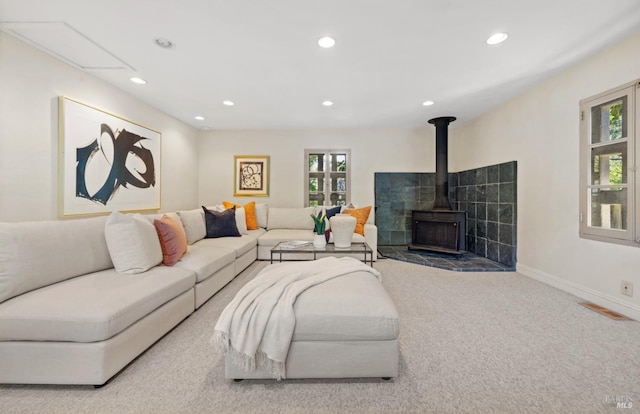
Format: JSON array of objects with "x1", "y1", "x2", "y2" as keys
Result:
[{"x1": 224, "y1": 265, "x2": 400, "y2": 380}]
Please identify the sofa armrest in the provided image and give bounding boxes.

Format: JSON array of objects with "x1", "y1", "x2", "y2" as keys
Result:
[{"x1": 363, "y1": 224, "x2": 378, "y2": 261}]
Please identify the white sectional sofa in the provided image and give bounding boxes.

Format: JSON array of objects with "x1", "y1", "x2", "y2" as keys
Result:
[{"x1": 0, "y1": 204, "x2": 376, "y2": 386}]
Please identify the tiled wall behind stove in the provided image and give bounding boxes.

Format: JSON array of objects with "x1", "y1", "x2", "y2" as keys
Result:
[
  {"x1": 374, "y1": 172, "x2": 452, "y2": 245},
  {"x1": 457, "y1": 161, "x2": 517, "y2": 267},
  {"x1": 374, "y1": 161, "x2": 517, "y2": 267}
]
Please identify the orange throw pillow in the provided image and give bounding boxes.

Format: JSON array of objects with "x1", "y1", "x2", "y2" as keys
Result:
[
  {"x1": 223, "y1": 201, "x2": 257, "y2": 230},
  {"x1": 343, "y1": 206, "x2": 371, "y2": 236},
  {"x1": 153, "y1": 215, "x2": 188, "y2": 266}
]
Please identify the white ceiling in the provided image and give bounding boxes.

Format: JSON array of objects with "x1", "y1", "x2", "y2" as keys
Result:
[{"x1": 2, "y1": 0, "x2": 640, "y2": 130}]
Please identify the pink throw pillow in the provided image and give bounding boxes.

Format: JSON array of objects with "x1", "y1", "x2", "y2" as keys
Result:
[{"x1": 154, "y1": 215, "x2": 188, "y2": 266}]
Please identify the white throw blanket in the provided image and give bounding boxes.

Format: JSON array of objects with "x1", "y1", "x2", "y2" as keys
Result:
[{"x1": 212, "y1": 256, "x2": 381, "y2": 380}]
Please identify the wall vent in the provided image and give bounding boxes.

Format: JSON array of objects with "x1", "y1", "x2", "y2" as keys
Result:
[{"x1": 580, "y1": 302, "x2": 631, "y2": 321}]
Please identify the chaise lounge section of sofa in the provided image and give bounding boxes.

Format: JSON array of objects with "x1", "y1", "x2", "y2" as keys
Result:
[
  {"x1": 0, "y1": 216, "x2": 196, "y2": 385},
  {"x1": 0, "y1": 209, "x2": 257, "y2": 385}
]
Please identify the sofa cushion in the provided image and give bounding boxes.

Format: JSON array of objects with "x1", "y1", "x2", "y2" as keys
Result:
[
  {"x1": 329, "y1": 232, "x2": 366, "y2": 244},
  {"x1": 154, "y1": 215, "x2": 188, "y2": 266},
  {"x1": 257, "y1": 229, "x2": 314, "y2": 246},
  {"x1": 292, "y1": 271, "x2": 399, "y2": 341},
  {"x1": 177, "y1": 208, "x2": 206, "y2": 245},
  {"x1": 175, "y1": 243, "x2": 236, "y2": 283},
  {"x1": 197, "y1": 230, "x2": 263, "y2": 258},
  {"x1": 0, "y1": 266, "x2": 196, "y2": 342},
  {"x1": 141, "y1": 211, "x2": 181, "y2": 224},
  {"x1": 258, "y1": 229, "x2": 365, "y2": 247},
  {"x1": 267, "y1": 207, "x2": 314, "y2": 230},
  {"x1": 255, "y1": 203, "x2": 268, "y2": 228},
  {"x1": 0, "y1": 216, "x2": 113, "y2": 303},
  {"x1": 105, "y1": 212, "x2": 163, "y2": 274},
  {"x1": 203, "y1": 207, "x2": 241, "y2": 238}
]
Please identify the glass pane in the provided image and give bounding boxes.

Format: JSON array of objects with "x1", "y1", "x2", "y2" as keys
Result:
[
  {"x1": 309, "y1": 175, "x2": 324, "y2": 192},
  {"x1": 309, "y1": 154, "x2": 325, "y2": 172},
  {"x1": 331, "y1": 177, "x2": 346, "y2": 192},
  {"x1": 309, "y1": 193, "x2": 324, "y2": 206},
  {"x1": 590, "y1": 141, "x2": 626, "y2": 185},
  {"x1": 591, "y1": 96, "x2": 626, "y2": 144},
  {"x1": 309, "y1": 177, "x2": 318, "y2": 193},
  {"x1": 589, "y1": 187, "x2": 627, "y2": 229},
  {"x1": 330, "y1": 193, "x2": 347, "y2": 205},
  {"x1": 331, "y1": 153, "x2": 347, "y2": 172}
]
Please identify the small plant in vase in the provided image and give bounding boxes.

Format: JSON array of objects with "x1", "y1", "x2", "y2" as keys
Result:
[{"x1": 310, "y1": 209, "x2": 327, "y2": 248}]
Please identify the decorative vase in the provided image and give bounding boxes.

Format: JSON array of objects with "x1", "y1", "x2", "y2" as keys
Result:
[
  {"x1": 330, "y1": 214, "x2": 357, "y2": 248},
  {"x1": 313, "y1": 234, "x2": 327, "y2": 248}
]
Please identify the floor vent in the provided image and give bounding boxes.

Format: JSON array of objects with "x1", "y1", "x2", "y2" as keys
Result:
[{"x1": 580, "y1": 302, "x2": 631, "y2": 320}]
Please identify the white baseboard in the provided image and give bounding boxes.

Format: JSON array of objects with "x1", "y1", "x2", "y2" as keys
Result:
[{"x1": 517, "y1": 263, "x2": 640, "y2": 321}]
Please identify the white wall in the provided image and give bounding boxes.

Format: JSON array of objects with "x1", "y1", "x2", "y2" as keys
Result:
[
  {"x1": 198, "y1": 128, "x2": 435, "y2": 212},
  {"x1": 453, "y1": 32, "x2": 640, "y2": 319},
  {"x1": 0, "y1": 32, "x2": 200, "y2": 221}
]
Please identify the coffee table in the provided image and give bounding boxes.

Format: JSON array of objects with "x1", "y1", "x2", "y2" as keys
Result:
[{"x1": 270, "y1": 242, "x2": 374, "y2": 266}]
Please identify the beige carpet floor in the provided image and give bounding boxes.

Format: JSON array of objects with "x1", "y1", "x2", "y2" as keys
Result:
[{"x1": 1, "y1": 258, "x2": 639, "y2": 414}]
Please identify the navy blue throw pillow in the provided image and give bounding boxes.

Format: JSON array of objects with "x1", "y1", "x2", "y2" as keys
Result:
[
  {"x1": 318, "y1": 205, "x2": 342, "y2": 221},
  {"x1": 202, "y1": 206, "x2": 241, "y2": 238},
  {"x1": 326, "y1": 205, "x2": 342, "y2": 220}
]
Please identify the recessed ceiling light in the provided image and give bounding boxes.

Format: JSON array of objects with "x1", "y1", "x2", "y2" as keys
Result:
[
  {"x1": 318, "y1": 36, "x2": 336, "y2": 48},
  {"x1": 154, "y1": 37, "x2": 175, "y2": 49},
  {"x1": 322, "y1": 100, "x2": 334, "y2": 107},
  {"x1": 129, "y1": 77, "x2": 147, "y2": 85},
  {"x1": 422, "y1": 100, "x2": 435, "y2": 106},
  {"x1": 201, "y1": 126, "x2": 211, "y2": 130},
  {"x1": 194, "y1": 116, "x2": 205, "y2": 121},
  {"x1": 486, "y1": 32, "x2": 508, "y2": 45},
  {"x1": 222, "y1": 100, "x2": 235, "y2": 106}
]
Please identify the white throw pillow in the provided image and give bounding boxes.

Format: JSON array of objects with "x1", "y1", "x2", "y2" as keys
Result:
[
  {"x1": 177, "y1": 209, "x2": 206, "y2": 244},
  {"x1": 234, "y1": 207, "x2": 248, "y2": 235},
  {"x1": 267, "y1": 207, "x2": 315, "y2": 230},
  {"x1": 255, "y1": 203, "x2": 268, "y2": 228},
  {"x1": 104, "y1": 212, "x2": 163, "y2": 274}
]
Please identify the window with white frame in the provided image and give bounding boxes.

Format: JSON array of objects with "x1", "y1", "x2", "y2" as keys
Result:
[
  {"x1": 304, "y1": 149, "x2": 351, "y2": 207},
  {"x1": 579, "y1": 80, "x2": 639, "y2": 246}
]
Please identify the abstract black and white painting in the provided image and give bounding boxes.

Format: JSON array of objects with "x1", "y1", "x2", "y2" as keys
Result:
[
  {"x1": 233, "y1": 155, "x2": 269, "y2": 197},
  {"x1": 59, "y1": 97, "x2": 161, "y2": 217}
]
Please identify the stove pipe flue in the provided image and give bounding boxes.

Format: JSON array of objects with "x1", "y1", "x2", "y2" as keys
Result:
[{"x1": 428, "y1": 116, "x2": 456, "y2": 210}]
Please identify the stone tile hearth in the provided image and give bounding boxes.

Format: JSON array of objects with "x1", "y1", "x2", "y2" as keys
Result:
[{"x1": 378, "y1": 245, "x2": 515, "y2": 272}]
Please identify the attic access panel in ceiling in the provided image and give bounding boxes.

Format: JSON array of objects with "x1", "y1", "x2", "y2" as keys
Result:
[{"x1": 0, "y1": 21, "x2": 135, "y2": 71}]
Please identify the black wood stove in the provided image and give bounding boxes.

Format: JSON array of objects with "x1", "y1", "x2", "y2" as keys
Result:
[{"x1": 409, "y1": 116, "x2": 467, "y2": 255}]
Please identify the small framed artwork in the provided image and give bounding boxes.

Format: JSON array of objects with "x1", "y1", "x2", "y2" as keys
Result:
[
  {"x1": 233, "y1": 155, "x2": 270, "y2": 197},
  {"x1": 58, "y1": 97, "x2": 161, "y2": 217}
]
